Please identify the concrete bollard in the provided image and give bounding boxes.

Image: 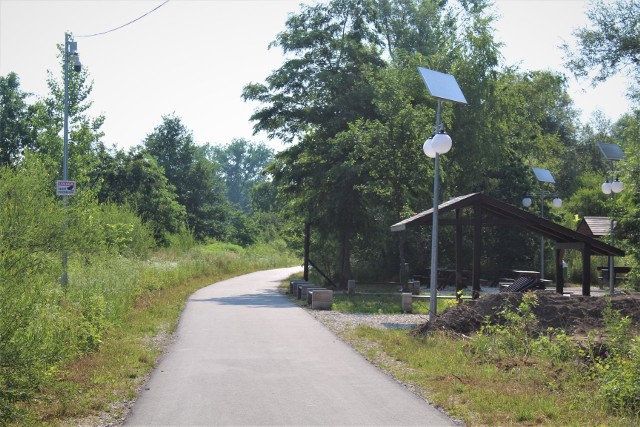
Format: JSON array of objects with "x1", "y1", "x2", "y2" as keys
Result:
[
  {"x1": 302, "y1": 286, "x2": 324, "y2": 303},
  {"x1": 412, "y1": 280, "x2": 421, "y2": 295},
  {"x1": 311, "y1": 290, "x2": 333, "y2": 310},
  {"x1": 289, "y1": 279, "x2": 307, "y2": 295},
  {"x1": 401, "y1": 293, "x2": 413, "y2": 313},
  {"x1": 292, "y1": 281, "x2": 310, "y2": 298},
  {"x1": 298, "y1": 284, "x2": 321, "y2": 300},
  {"x1": 347, "y1": 279, "x2": 356, "y2": 294}
]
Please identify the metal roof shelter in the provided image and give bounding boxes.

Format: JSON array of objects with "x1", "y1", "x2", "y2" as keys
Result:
[
  {"x1": 576, "y1": 216, "x2": 611, "y2": 238},
  {"x1": 390, "y1": 193, "x2": 624, "y2": 297}
]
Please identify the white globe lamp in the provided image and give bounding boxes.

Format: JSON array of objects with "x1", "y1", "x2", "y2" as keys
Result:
[
  {"x1": 423, "y1": 137, "x2": 436, "y2": 158},
  {"x1": 611, "y1": 179, "x2": 624, "y2": 193},
  {"x1": 431, "y1": 130, "x2": 452, "y2": 154}
]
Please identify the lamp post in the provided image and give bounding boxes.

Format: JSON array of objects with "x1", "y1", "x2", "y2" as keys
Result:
[
  {"x1": 61, "y1": 33, "x2": 81, "y2": 288},
  {"x1": 598, "y1": 142, "x2": 625, "y2": 296},
  {"x1": 417, "y1": 67, "x2": 466, "y2": 323},
  {"x1": 522, "y1": 168, "x2": 562, "y2": 280}
]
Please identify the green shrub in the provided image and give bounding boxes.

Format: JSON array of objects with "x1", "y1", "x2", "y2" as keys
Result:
[
  {"x1": 597, "y1": 337, "x2": 640, "y2": 414},
  {"x1": 591, "y1": 302, "x2": 640, "y2": 414},
  {"x1": 531, "y1": 328, "x2": 577, "y2": 363},
  {"x1": 0, "y1": 278, "x2": 78, "y2": 423},
  {"x1": 471, "y1": 293, "x2": 539, "y2": 360},
  {"x1": 471, "y1": 294, "x2": 576, "y2": 364},
  {"x1": 165, "y1": 228, "x2": 198, "y2": 252},
  {"x1": 0, "y1": 157, "x2": 298, "y2": 422}
]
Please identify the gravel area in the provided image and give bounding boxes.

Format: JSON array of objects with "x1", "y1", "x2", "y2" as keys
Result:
[{"x1": 305, "y1": 309, "x2": 429, "y2": 335}]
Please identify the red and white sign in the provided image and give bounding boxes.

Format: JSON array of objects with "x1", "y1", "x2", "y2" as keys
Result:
[{"x1": 56, "y1": 180, "x2": 76, "y2": 196}]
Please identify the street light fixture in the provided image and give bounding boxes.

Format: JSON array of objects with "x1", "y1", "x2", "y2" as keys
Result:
[
  {"x1": 598, "y1": 142, "x2": 625, "y2": 295},
  {"x1": 418, "y1": 67, "x2": 467, "y2": 323},
  {"x1": 522, "y1": 167, "x2": 562, "y2": 280}
]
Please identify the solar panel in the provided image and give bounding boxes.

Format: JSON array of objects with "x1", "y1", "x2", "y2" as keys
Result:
[
  {"x1": 417, "y1": 67, "x2": 468, "y2": 104},
  {"x1": 598, "y1": 142, "x2": 625, "y2": 161},
  {"x1": 532, "y1": 167, "x2": 555, "y2": 184}
]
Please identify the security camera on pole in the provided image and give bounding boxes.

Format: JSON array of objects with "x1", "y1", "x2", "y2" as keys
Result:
[{"x1": 59, "y1": 33, "x2": 81, "y2": 288}]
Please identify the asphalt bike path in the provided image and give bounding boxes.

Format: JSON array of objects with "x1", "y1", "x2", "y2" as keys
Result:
[{"x1": 124, "y1": 267, "x2": 457, "y2": 426}]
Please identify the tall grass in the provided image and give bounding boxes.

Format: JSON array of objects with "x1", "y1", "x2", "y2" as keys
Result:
[{"x1": 5, "y1": 243, "x2": 298, "y2": 425}]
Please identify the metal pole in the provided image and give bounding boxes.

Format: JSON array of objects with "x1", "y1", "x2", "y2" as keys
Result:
[
  {"x1": 62, "y1": 33, "x2": 70, "y2": 289},
  {"x1": 428, "y1": 100, "x2": 442, "y2": 323},
  {"x1": 609, "y1": 249, "x2": 614, "y2": 295},
  {"x1": 609, "y1": 164, "x2": 615, "y2": 295},
  {"x1": 540, "y1": 192, "x2": 545, "y2": 280}
]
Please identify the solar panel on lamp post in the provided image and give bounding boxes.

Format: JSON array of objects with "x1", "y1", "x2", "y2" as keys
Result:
[
  {"x1": 598, "y1": 142, "x2": 625, "y2": 296},
  {"x1": 417, "y1": 67, "x2": 467, "y2": 323},
  {"x1": 522, "y1": 168, "x2": 562, "y2": 281}
]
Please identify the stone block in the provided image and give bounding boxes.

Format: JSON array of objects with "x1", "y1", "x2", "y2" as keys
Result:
[
  {"x1": 401, "y1": 292, "x2": 412, "y2": 313},
  {"x1": 311, "y1": 290, "x2": 333, "y2": 310}
]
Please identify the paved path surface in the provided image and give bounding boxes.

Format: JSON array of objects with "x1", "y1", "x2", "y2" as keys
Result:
[{"x1": 124, "y1": 267, "x2": 457, "y2": 426}]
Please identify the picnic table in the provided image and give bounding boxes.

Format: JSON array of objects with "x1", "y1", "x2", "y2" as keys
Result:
[
  {"x1": 415, "y1": 269, "x2": 469, "y2": 290},
  {"x1": 511, "y1": 270, "x2": 540, "y2": 280},
  {"x1": 597, "y1": 266, "x2": 631, "y2": 285}
]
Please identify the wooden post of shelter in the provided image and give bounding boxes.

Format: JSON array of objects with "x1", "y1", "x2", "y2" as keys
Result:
[
  {"x1": 455, "y1": 208, "x2": 464, "y2": 299},
  {"x1": 472, "y1": 203, "x2": 482, "y2": 299},
  {"x1": 555, "y1": 248, "x2": 564, "y2": 294},
  {"x1": 582, "y1": 242, "x2": 591, "y2": 296}
]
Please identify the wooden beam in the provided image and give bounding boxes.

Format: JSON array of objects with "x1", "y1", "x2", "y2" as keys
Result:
[
  {"x1": 455, "y1": 209, "x2": 464, "y2": 298},
  {"x1": 472, "y1": 204, "x2": 482, "y2": 299},
  {"x1": 439, "y1": 218, "x2": 529, "y2": 226},
  {"x1": 555, "y1": 242, "x2": 585, "y2": 250},
  {"x1": 582, "y1": 243, "x2": 591, "y2": 296},
  {"x1": 555, "y1": 248, "x2": 564, "y2": 294}
]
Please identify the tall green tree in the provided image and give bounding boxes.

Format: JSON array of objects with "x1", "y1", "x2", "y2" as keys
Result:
[
  {"x1": 244, "y1": 0, "x2": 386, "y2": 285},
  {"x1": 610, "y1": 111, "x2": 640, "y2": 287},
  {"x1": 245, "y1": 0, "x2": 587, "y2": 283},
  {"x1": 208, "y1": 139, "x2": 274, "y2": 212},
  {"x1": 245, "y1": 0, "x2": 506, "y2": 284},
  {"x1": 0, "y1": 72, "x2": 37, "y2": 166},
  {"x1": 90, "y1": 148, "x2": 187, "y2": 244},
  {"x1": 563, "y1": 0, "x2": 640, "y2": 89},
  {"x1": 34, "y1": 38, "x2": 105, "y2": 181},
  {"x1": 143, "y1": 115, "x2": 228, "y2": 240},
  {"x1": 243, "y1": 0, "x2": 384, "y2": 143}
]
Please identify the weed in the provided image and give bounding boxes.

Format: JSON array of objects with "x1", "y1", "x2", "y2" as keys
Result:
[{"x1": 589, "y1": 300, "x2": 640, "y2": 415}]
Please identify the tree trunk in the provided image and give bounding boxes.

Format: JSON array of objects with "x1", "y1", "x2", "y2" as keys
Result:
[{"x1": 338, "y1": 226, "x2": 352, "y2": 289}]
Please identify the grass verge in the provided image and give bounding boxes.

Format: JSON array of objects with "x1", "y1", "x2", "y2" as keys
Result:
[
  {"x1": 334, "y1": 318, "x2": 638, "y2": 426},
  {"x1": 15, "y1": 244, "x2": 299, "y2": 426}
]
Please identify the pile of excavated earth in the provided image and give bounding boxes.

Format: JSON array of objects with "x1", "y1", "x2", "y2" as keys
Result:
[{"x1": 416, "y1": 291, "x2": 640, "y2": 337}]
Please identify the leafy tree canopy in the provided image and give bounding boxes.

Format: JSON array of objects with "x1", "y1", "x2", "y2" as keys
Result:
[
  {"x1": 564, "y1": 0, "x2": 640, "y2": 92},
  {"x1": 207, "y1": 138, "x2": 274, "y2": 212},
  {"x1": 143, "y1": 114, "x2": 229, "y2": 240}
]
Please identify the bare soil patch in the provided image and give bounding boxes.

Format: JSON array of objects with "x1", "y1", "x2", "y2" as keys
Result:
[{"x1": 415, "y1": 290, "x2": 640, "y2": 336}]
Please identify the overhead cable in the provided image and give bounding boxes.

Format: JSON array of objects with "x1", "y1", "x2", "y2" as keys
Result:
[{"x1": 76, "y1": 0, "x2": 170, "y2": 38}]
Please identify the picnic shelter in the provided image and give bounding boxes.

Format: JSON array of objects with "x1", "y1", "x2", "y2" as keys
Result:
[{"x1": 390, "y1": 193, "x2": 624, "y2": 297}]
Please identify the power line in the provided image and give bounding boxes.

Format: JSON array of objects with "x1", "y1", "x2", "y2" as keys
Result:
[{"x1": 75, "y1": 0, "x2": 170, "y2": 38}]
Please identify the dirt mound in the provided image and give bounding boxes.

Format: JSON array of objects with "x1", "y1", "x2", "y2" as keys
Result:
[{"x1": 415, "y1": 291, "x2": 640, "y2": 336}]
